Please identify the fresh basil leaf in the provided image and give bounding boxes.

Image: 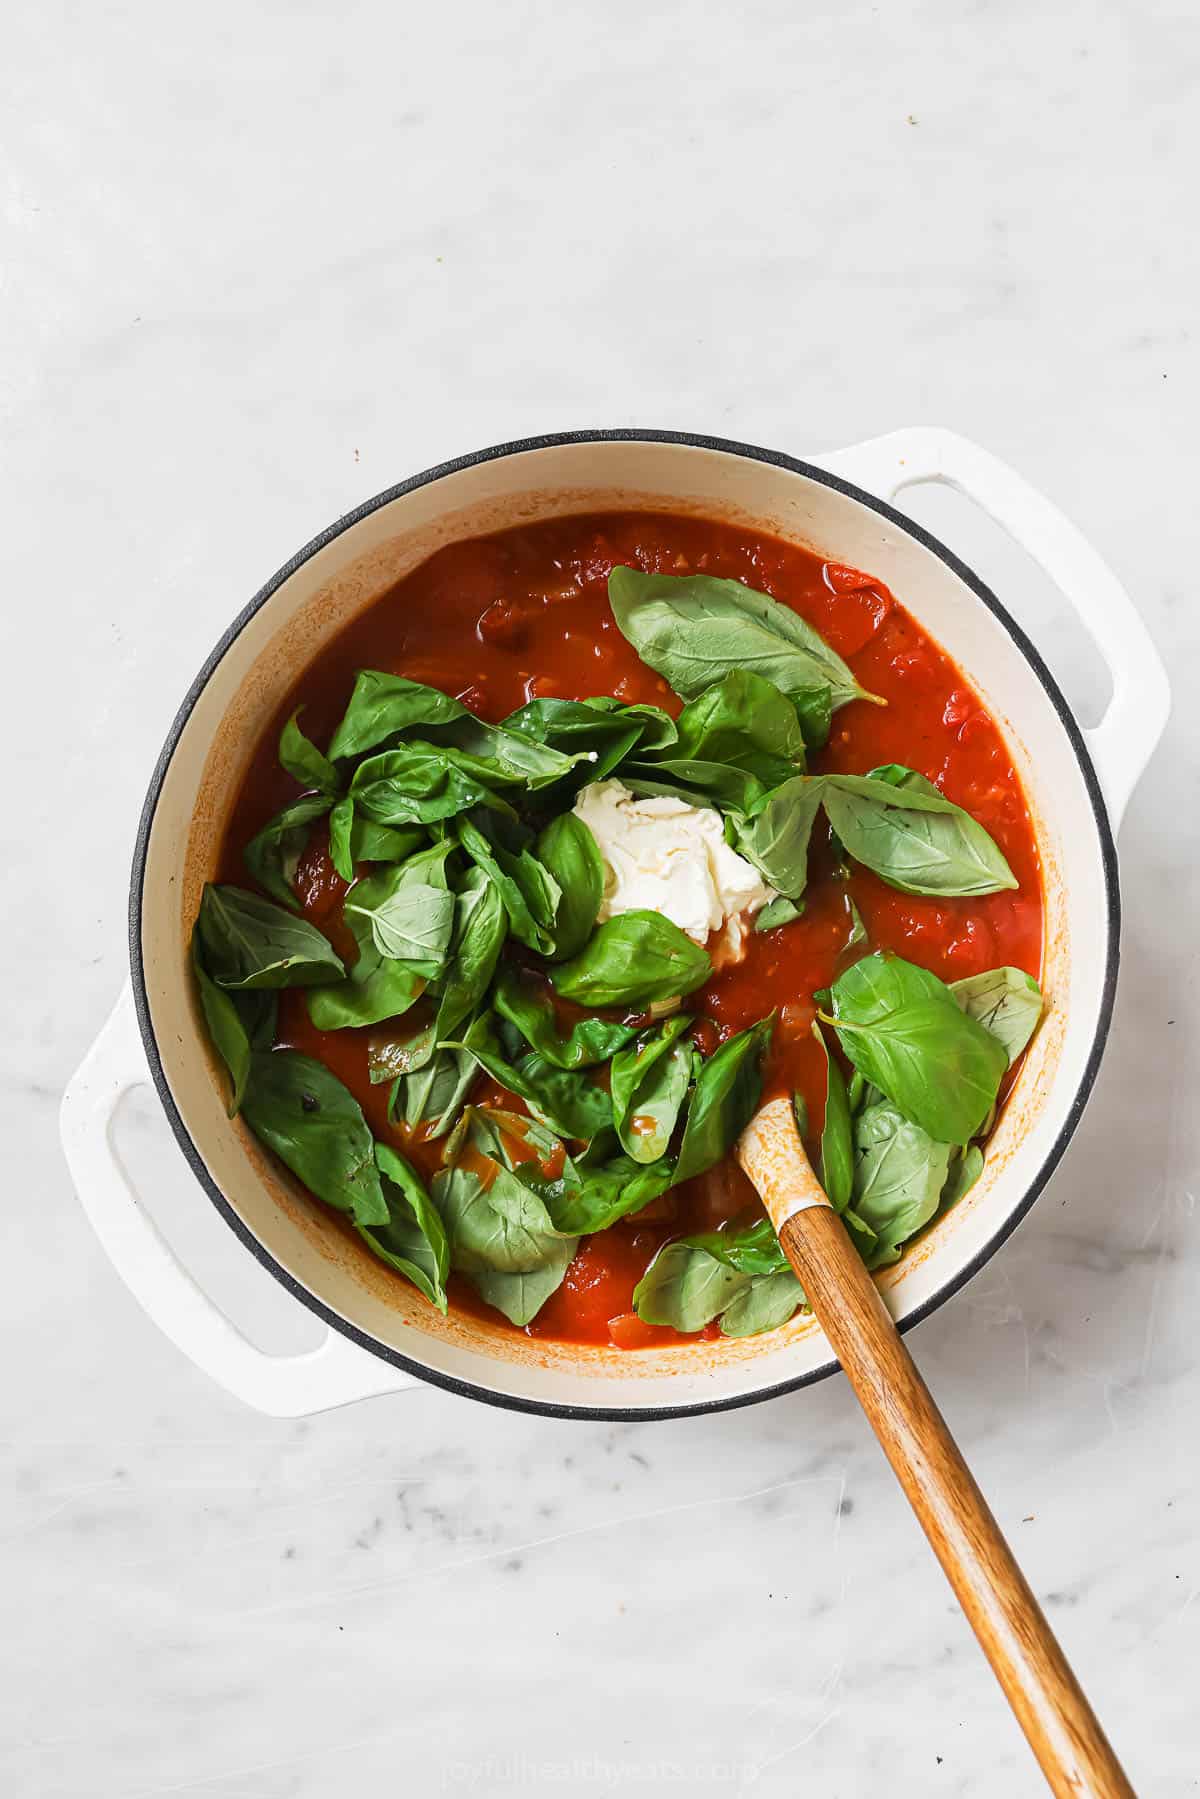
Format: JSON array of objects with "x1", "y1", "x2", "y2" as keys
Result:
[
  {"x1": 434, "y1": 868, "x2": 508, "y2": 1041},
  {"x1": 610, "y1": 1016, "x2": 694, "y2": 1163},
  {"x1": 455, "y1": 1241, "x2": 577, "y2": 1326},
  {"x1": 307, "y1": 962, "x2": 425, "y2": 1031},
  {"x1": 821, "y1": 771, "x2": 1017, "y2": 897},
  {"x1": 349, "y1": 744, "x2": 508, "y2": 828},
  {"x1": 608, "y1": 566, "x2": 877, "y2": 739},
  {"x1": 367, "y1": 1017, "x2": 437, "y2": 1084},
  {"x1": 197, "y1": 884, "x2": 345, "y2": 990},
  {"x1": 632, "y1": 1240, "x2": 750, "y2": 1331},
  {"x1": 622, "y1": 759, "x2": 768, "y2": 815},
  {"x1": 241, "y1": 1050, "x2": 387, "y2": 1226},
  {"x1": 850, "y1": 1097, "x2": 952, "y2": 1267},
  {"x1": 435, "y1": 715, "x2": 581, "y2": 790},
  {"x1": 825, "y1": 952, "x2": 1007, "y2": 1144},
  {"x1": 328, "y1": 796, "x2": 356, "y2": 883},
  {"x1": 846, "y1": 895, "x2": 868, "y2": 948},
  {"x1": 674, "y1": 1015, "x2": 774, "y2": 1184},
  {"x1": 328, "y1": 671, "x2": 468, "y2": 761},
  {"x1": 754, "y1": 894, "x2": 804, "y2": 933},
  {"x1": 345, "y1": 878, "x2": 455, "y2": 973},
  {"x1": 396, "y1": 1012, "x2": 493, "y2": 1136},
  {"x1": 535, "y1": 812, "x2": 603, "y2": 961},
  {"x1": 549, "y1": 1153, "x2": 675, "y2": 1235},
  {"x1": 551, "y1": 912, "x2": 712, "y2": 1009},
  {"x1": 455, "y1": 813, "x2": 558, "y2": 955},
  {"x1": 813, "y1": 1020, "x2": 853, "y2": 1211},
  {"x1": 941, "y1": 1143, "x2": 984, "y2": 1209},
  {"x1": 191, "y1": 928, "x2": 256, "y2": 1115},
  {"x1": 660, "y1": 670, "x2": 806, "y2": 784},
  {"x1": 444, "y1": 1039, "x2": 612, "y2": 1142},
  {"x1": 502, "y1": 695, "x2": 678, "y2": 783},
  {"x1": 492, "y1": 967, "x2": 640, "y2": 1068},
  {"x1": 434, "y1": 1117, "x2": 576, "y2": 1298},
  {"x1": 683, "y1": 1215, "x2": 792, "y2": 1275},
  {"x1": 359, "y1": 1143, "x2": 450, "y2": 1312},
  {"x1": 720, "y1": 1269, "x2": 805, "y2": 1337},
  {"x1": 243, "y1": 793, "x2": 332, "y2": 910},
  {"x1": 950, "y1": 967, "x2": 1043, "y2": 1066},
  {"x1": 279, "y1": 707, "x2": 340, "y2": 797},
  {"x1": 733, "y1": 776, "x2": 826, "y2": 900},
  {"x1": 329, "y1": 796, "x2": 426, "y2": 882}
]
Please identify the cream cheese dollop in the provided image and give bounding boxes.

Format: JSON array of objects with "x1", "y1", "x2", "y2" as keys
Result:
[{"x1": 571, "y1": 778, "x2": 775, "y2": 958}]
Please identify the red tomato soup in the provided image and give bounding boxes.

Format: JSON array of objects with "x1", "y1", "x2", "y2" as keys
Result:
[{"x1": 219, "y1": 513, "x2": 1043, "y2": 1349}]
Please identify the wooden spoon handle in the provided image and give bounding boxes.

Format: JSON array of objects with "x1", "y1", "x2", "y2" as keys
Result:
[{"x1": 780, "y1": 1203, "x2": 1134, "y2": 1798}]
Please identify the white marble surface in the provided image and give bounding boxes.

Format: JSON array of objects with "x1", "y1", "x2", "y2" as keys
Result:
[{"x1": 4, "y1": 2, "x2": 1198, "y2": 1792}]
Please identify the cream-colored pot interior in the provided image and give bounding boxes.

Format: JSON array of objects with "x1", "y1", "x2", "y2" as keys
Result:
[{"x1": 135, "y1": 435, "x2": 1114, "y2": 1416}]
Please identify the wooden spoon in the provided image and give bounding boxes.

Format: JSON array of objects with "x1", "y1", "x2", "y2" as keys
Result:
[{"x1": 737, "y1": 1096, "x2": 1134, "y2": 1799}]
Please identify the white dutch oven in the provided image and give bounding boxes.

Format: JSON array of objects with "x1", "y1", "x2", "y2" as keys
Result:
[{"x1": 61, "y1": 429, "x2": 1168, "y2": 1419}]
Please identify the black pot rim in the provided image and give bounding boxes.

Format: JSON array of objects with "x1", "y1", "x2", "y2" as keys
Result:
[{"x1": 128, "y1": 427, "x2": 1120, "y2": 1423}]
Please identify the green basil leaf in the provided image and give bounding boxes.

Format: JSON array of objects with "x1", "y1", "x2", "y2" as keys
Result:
[
  {"x1": 444, "y1": 1039, "x2": 612, "y2": 1143},
  {"x1": 367, "y1": 1017, "x2": 437, "y2": 1085},
  {"x1": 328, "y1": 671, "x2": 468, "y2": 761},
  {"x1": 492, "y1": 967, "x2": 640, "y2": 1069},
  {"x1": 551, "y1": 911, "x2": 712, "y2": 1009},
  {"x1": 610, "y1": 1016, "x2": 694, "y2": 1163},
  {"x1": 396, "y1": 1012, "x2": 493, "y2": 1136},
  {"x1": 719, "y1": 1269, "x2": 805, "y2": 1337},
  {"x1": 349, "y1": 744, "x2": 508, "y2": 827},
  {"x1": 950, "y1": 967, "x2": 1043, "y2": 1066},
  {"x1": 549, "y1": 1153, "x2": 675, "y2": 1235},
  {"x1": 680, "y1": 1215, "x2": 791, "y2": 1275},
  {"x1": 329, "y1": 796, "x2": 426, "y2": 882},
  {"x1": 359, "y1": 1143, "x2": 450, "y2": 1312},
  {"x1": 279, "y1": 707, "x2": 339, "y2": 796},
  {"x1": 535, "y1": 812, "x2": 603, "y2": 961},
  {"x1": 754, "y1": 894, "x2": 805, "y2": 933},
  {"x1": 502, "y1": 695, "x2": 678, "y2": 782},
  {"x1": 660, "y1": 670, "x2": 806, "y2": 783},
  {"x1": 455, "y1": 813, "x2": 558, "y2": 955},
  {"x1": 197, "y1": 884, "x2": 345, "y2": 990},
  {"x1": 820, "y1": 771, "x2": 1017, "y2": 897},
  {"x1": 674, "y1": 1015, "x2": 774, "y2": 1184},
  {"x1": 243, "y1": 793, "x2": 332, "y2": 910},
  {"x1": 344, "y1": 878, "x2": 455, "y2": 972},
  {"x1": 850, "y1": 1097, "x2": 952, "y2": 1267},
  {"x1": 241, "y1": 1050, "x2": 387, "y2": 1226},
  {"x1": 846, "y1": 895, "x2": 869, "y2": 948},
  {"x1": 435, "y1": 715, "x2": 581, "y2": 790},
  {"x1": 941, "y1": 1143, "x2": 985, "y2": 1210},
  {"x1": 733, "y1": 776, "x2": 826, "y2": 900},
  {"x1": 434, "y1": 869, "x2": 508, "y2": 1042},
  {"x1": 633, "y1": 1240, "x2": 749, "y2": 1330},
  {"x1": 813, "y1": 1020, "x2": 853, "y2": 1211},
  {"x1": 454, "y1": 1241, "x2": 577, "y2": 1326},
  {"x1": 608, "y1": 566, "x2": 876, "y2": 737},
  {"x1": 825, "y1": 953, "x2": 1007, "y2": 1144},
  {"x1": 191, "y1": 928, "x2": 258, "y2": 1115},
  {"x1": 328, "y1": 796, "x2": 356, "y2": 883},
  {"x1": 621, "y1": 760, "x2": 768, "y2": 814},
  {"x1": 307, "y1": 962, "x2": 425, "y2": 1031}
]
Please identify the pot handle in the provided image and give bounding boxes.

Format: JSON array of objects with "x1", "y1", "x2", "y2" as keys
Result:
[
  {"x1": 815, "y1": 427, "x2": 1170, "y2": 830},
  {"x1": 59, "y1": 987, "x2": 415, "y2": 1416}
]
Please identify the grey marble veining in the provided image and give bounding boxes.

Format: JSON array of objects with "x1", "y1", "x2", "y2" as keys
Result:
[{"x1": 3, "y1": 1, "x2": 1198, "y2": 1793}]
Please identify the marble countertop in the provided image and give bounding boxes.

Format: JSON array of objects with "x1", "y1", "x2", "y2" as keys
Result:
[{"x1": 5, "y1": 2, "x2": 1198, "y2": 1793}]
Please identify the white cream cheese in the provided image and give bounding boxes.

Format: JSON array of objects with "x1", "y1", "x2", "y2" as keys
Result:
[{"x1": 572, "y1": 778, "x2": 775, "y2": 957}]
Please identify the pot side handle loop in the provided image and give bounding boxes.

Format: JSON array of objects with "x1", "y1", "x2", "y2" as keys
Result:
[
  {"x1": 60, "y1": 987, "x2": 415, "y2": 1417},
  {"x1": 814, "y1": 427, "x2": 1170, "y2": 831}
]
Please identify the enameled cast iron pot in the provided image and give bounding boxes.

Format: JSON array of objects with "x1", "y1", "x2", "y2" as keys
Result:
[{"x1": 61, "y1": 428, "x2": 1169, "y2": 1420}]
